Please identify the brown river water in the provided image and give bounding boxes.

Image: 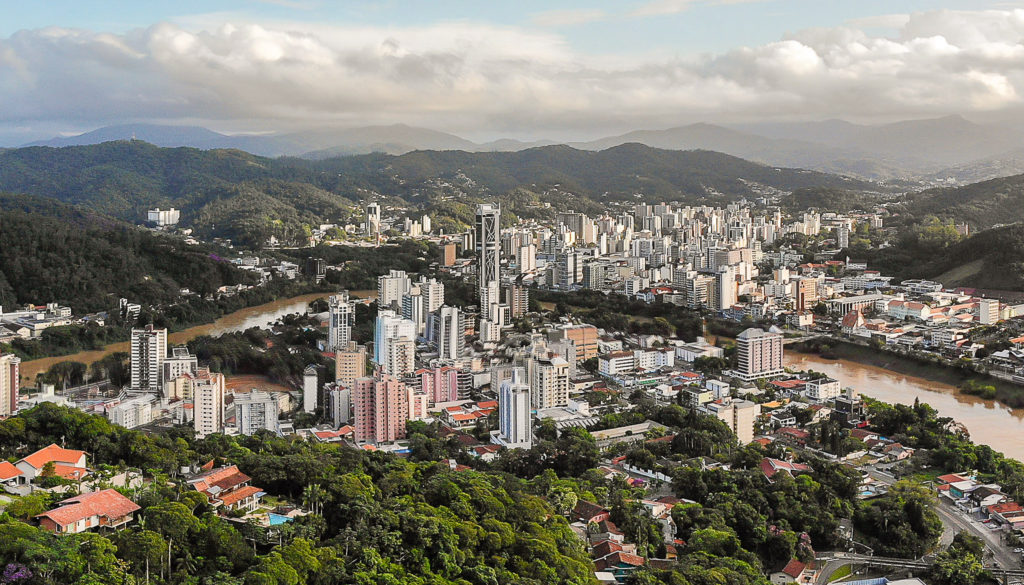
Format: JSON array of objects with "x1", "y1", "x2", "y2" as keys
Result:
[
  {"x1": 785, "y1": 352, "x2": 1024, "y2": 461},
  {"x1": 19, "y1": 290, "x2": 377, "y2": 387}
]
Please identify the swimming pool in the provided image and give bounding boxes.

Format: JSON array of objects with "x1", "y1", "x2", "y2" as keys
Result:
[{"x1": 268, "y1": 513, "x2": 293, "y2": 526}]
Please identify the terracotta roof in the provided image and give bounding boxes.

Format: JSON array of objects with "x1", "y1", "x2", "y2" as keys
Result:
[
  {"x1": 36, "y1": 489, "x2": 139, "y2": 527},
  {"x1": 596, "y1": 551, "x2": 646, "y2": 569},
  {"x1": 20, "y1": 444, "x2": 86, "y2": 470},
  {"x1": 761, "y1": 458, "x2": 811, "y2": 479},
  {"x1": 188, "y1": 465, "x2": 251, "y2": 495},
  {"x1": 936, "y1": 473, "x2": 968, "y2": 484},
  {"x1": 573, "y1": 500, "x2": 609, "y2": 522},
  {"x1": 779, "y1": 559, "x2": 807, "y2": 578},
  {"x1": 50, "y1": 464, "x2": 89, "y2": 480},
  {"x1": 0, "y1": 461, "x2": 22, "y2": 481},
  {"x1": 218, "y1": 485, "x2": 262, "y2": 507},
  {"x1": 988, "y1": 502, "x2": 1023, "y2": 515},
  {"x1": 591, "y1": 539, "x2": 623, "y2": 559}
]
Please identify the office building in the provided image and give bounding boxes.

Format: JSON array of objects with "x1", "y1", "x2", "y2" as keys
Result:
[
  {"x1": 328, "y1": 291, "x2": 356, "y2": 351},
  {"x1": 437, "y1": 306, "x2": 466, "y2": 361},
  {"x1": 476, "y1": 204, "x2": 501, "y2": 309},
  {"x1": 193, "y1": 369, "x2": 226, "y2": 438},
  {"x1": 236, "y1": 391, "x2": 280, "y2": 436},
  {"x1": 353, "y1": 373, "x2": 409, "y2": 444},
  {"x1": 731, "y1": 328, "x2": 784, "y2": 382},
  {"x1": 441, "y1": 243, "x2": 457, "y2": 266},
  {"x1": 335, "y1": 342, "x2": 367, "y2": 386},
  {"x1": 491, "y1": 368, "x2": 532, "y2": 449},
  {"x1": 0, "y1": 353, "x2": 20, "y2": 416},
  {"x1": 131, "y1": 325, "x2": 167, "y2": 392}
]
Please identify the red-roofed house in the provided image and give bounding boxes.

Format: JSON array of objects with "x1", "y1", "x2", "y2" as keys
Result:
[
  {"x1": 16, "y1": 444, "x2": 88, "y2": 484},
  {"x1": 761, "y1": 458, "x2": 811, "y2": 480},
  {"x1": 0, "y1": 461, "x2": 22, "y2": 488},
  {"x1": 36, "y1": 489, "x2": 139, "y2": 534},
  {"x1": 594, "y1": 551, "x2": 646, "y2": 581},
  {"x1": 987, "y1": 502, "x2": 1024, "y2": 527},
  {"x1": 187, "y1": 464, "x2": 263, "y2": 513},
  {"x1": 936, "y1": 473, "x2": 969, "y2": 485},
  {"x1": 573, "y1": 500, "x2": 611, "y2": 525},
  {"x1": 771, "y1": 559, "x2": 810, "y2": 584}
]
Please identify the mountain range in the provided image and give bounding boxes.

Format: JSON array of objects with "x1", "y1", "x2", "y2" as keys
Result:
[{"x1": 23, "y1": 116, "x2": 1024, "y2": 183}]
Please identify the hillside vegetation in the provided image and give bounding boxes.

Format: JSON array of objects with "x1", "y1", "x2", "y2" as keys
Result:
[
  {"x1": 0, "y1": 141, "x2": 876, "y2": 245},
  {"x1": 0, "y1": 193, "x2": 256, "y2": 313},
  {"x1": 906, "y1": 173, "x2": 1024, "y2": 229}
]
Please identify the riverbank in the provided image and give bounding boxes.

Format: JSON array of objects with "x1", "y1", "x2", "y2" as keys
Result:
[
  {"x1": 791, "y1": 339, "x2": 1024, "y2": 408},
  {"x1": 18, "y1": 289, "x2": 377, "y2": 386}
]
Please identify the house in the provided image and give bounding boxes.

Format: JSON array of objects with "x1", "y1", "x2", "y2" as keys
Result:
[
  {"x1": 15, "y1": 444, "x2": 88, "y2": 483},
  {"x1": 969, "y1": 486, "x2": 1008, "y2": 509},
  {"x1": 881, "y1": 443, "x2": 914, "y2": 461},
  {"x1": 593, "y1": 551, "x2": 645, "y2": 583},
  {"x1": 761, "y1": 458, "x2": 811, "y2": 480},
  {"x1": 36, "y1": 489, "x2": 140, "y2": 534},
  {"x1": 188, "y1": 464, "x2": 264, "y2": 513},
  {"x1": 987, "y1": 502, "x2": 1024, "y2": 528},
  {"x1": 770, "y1": 559, "x2": 810, "y2": 585},
  {"x1": 573, "y1": 500, "x2": 611, "y2": 525},
  {"x1": 775, "y1": 427, "x2": 811, "y2": 445},
  {"x1": 0, "y1": 461, "x2": 23, "y2": 490}
]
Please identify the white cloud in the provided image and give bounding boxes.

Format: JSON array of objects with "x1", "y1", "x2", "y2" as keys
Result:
[{"x1": 3, "y1": 9, "x2": 1024, "y2": 137}]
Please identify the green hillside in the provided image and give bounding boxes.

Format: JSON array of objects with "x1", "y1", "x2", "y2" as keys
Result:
[
  {"x1": 906, "y1": 173, "x2": 1024, "y2": 229},
  {"x1": 0, "y1": 193, "x2": 257, "y2": 313}
]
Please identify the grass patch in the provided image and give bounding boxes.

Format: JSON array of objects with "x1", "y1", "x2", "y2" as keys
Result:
[{"x1": 828, "y1": 564, "x2": 853, "y2": 583}]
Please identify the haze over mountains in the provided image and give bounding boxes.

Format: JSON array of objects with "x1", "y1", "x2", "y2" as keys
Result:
[{"x1": 24, "y1": 115, "x2": 1024, "y2": 184}]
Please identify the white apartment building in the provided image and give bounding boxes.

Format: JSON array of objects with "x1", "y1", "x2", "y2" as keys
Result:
[{"x1": 492, "y1": 368, "x2": 532, "y2": 449}]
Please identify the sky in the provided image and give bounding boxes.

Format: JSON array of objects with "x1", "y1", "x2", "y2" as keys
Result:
[{"x1": 3, "y1": 0, "x2": 1024, "y2": 144}]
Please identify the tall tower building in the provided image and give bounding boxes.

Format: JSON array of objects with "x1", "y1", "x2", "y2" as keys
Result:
[
  {"x1": 131, "y1": 325, "x2": 167, "y2": 392},
  {"x1": 418, "y1": 277, "x2": 445, "y2": 313},
  {"x1": 731, "y1": 328, "x2": 784, "y2": 382},
  {"x1": 365, "y1": 202, "x2": 381, "y2": 242},
  {"x1": 476, "y1": 204, "x2": 501, "y2": 310},
  {"x1": 162, "y1": 347, "x2": 197, "y2": 396},
  {"x1": 192, "y1": 369, "x2": 226, "y2": 438},
  {"x1": 437, "y1": 306, "x2": 466, "y2": 361},
  {"x1": 505, "y1": 285, "x2": 530, "y2": 318},
  {"x1": 401, "y1": 289, "x2": 426, "y2": 335},
  {"x1": 0, "y1": 353, "x2": 20, "y2": 416},
  {"x1": 353, "y1": 372, "x2": 409, "y2": 444},
  {"x1": 328, "y1": 291, "x2": 356, "y2": 351},
  {"x1": 491, "y1": 367, "x2": 532, "y2": 449}
]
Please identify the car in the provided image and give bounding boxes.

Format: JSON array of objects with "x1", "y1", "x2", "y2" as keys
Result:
[{"x1": 1014, "y1": 548, "x2": 1023, "y2": 553}]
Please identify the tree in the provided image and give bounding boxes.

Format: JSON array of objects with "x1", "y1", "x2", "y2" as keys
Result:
[{"x1": 931, "y1": 532, "x2": 987, "y2": 585}]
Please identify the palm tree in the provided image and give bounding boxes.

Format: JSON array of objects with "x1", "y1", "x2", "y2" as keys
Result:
[{"x1": 302, "y1": 483, "x2": 324, "y2": 516}]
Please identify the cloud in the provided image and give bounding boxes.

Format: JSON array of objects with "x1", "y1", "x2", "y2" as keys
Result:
[
  {"x1": 531, "y1": 9, "x2": 608, "y2": 27},
  {"x1": 629, "y1": 0, "x2": 769, "y2": 18},
  {"x1": 3, "y1": 9, "x2": 1024, "y2": 138}
]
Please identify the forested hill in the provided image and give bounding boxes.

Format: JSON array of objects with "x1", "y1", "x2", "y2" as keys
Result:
[
  {"x1": 906, "y1": 173, "x2": 1024, "y2": 229},
  {"x1": 0, "y1": 193, "x2": 256, "y2": 313},
  {"x1": 0, "y1": 141, "x2": 874, "y2": 233}
]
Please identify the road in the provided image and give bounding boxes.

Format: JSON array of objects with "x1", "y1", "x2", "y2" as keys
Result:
[{"x1": 863, "y1": 464, "x2": 1021, "y2": 570}]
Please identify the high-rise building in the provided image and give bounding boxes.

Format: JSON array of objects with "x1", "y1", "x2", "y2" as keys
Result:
[
  {"x1": 492, "y1": 367, "x2": 531, "y2": 449},
  {"x1": 353, "y1": 372, "x2": 409, "y2": 444},
  {"x1": 365, "y1": 202, "x2": 381, "y2": 241},
  {"x1": 441, "y1": 243, "x2": 457, "y2": 266},
  {"x1": 401, "y1": 290, "x2": 426, "y2": 335},
  {"x1": 373, "y1": 309, "x2": 416, "y2": 365},
  {"x1": 303, "y1": 365, "x2": 319, "y2": 413},
  {"x1": 714, "y1": 264, "x2": 738, "y2": 310},
  {"x1": 476, "y1": 204, "x2": 501, "y2": 309},
  {"x1": 505, "y1": 285, "x2": 529, "y2": 318},
  {"x1": 384, "y1": 339, "x2": 416, "y2": 378},
  {"x1": 377, "y1": 270, "x2": 411, "y2": 310},
  {"x1": 730, "y1": 328, "x2": 784, "y2": 382},
  {"x1": 978, "y1": 298, "x2": 1000, "y2": 325},
  {"x1": 131, "y1": 325, "x2": 167, "y2": 392},
  {"x1": 836, "y1": 225, "x2": 850, "y2": 249},
  {"x1": 328, "y1": 291, "x2": 356, "y2": 351},
  {"x1": 418, "y1": 277, "x2": 445, "y2": 313},
  {"x1": 796, "y1": 278, "x2": 819, "y2": 312},
  {"x1": 415, "y1": 366, "x2": 460, "y2": 404},
  {"x1": 162, "y1": 347, "x2": 197, "y2": 396},
  {"x1": 326, "y1": 385, "x2": 351, "y2": 427},
  {"x1": 703, "y1": 398, "x2": 760, "y2": 444},
  {"x1": 0, "y1": 353, "x2": 20, "y2": 416},
  {"x1": 193, "y1": 369, "x2": 226, "y2": 438},
  {"x1": 437, "y1": 306, "x2": 466, "y2": 361},
  {"x1": 236, "y1": 391, "x2": 280, "y2": 436},
  {"x1": 529, "y1": 347, "x2": 570, "y2": 409},
  {"x1": 548, "y1": 324, "x2": 599, "y2": 363},
  {"x1": 335, "y1": 342, "x2": 367, "y2": 386}
]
